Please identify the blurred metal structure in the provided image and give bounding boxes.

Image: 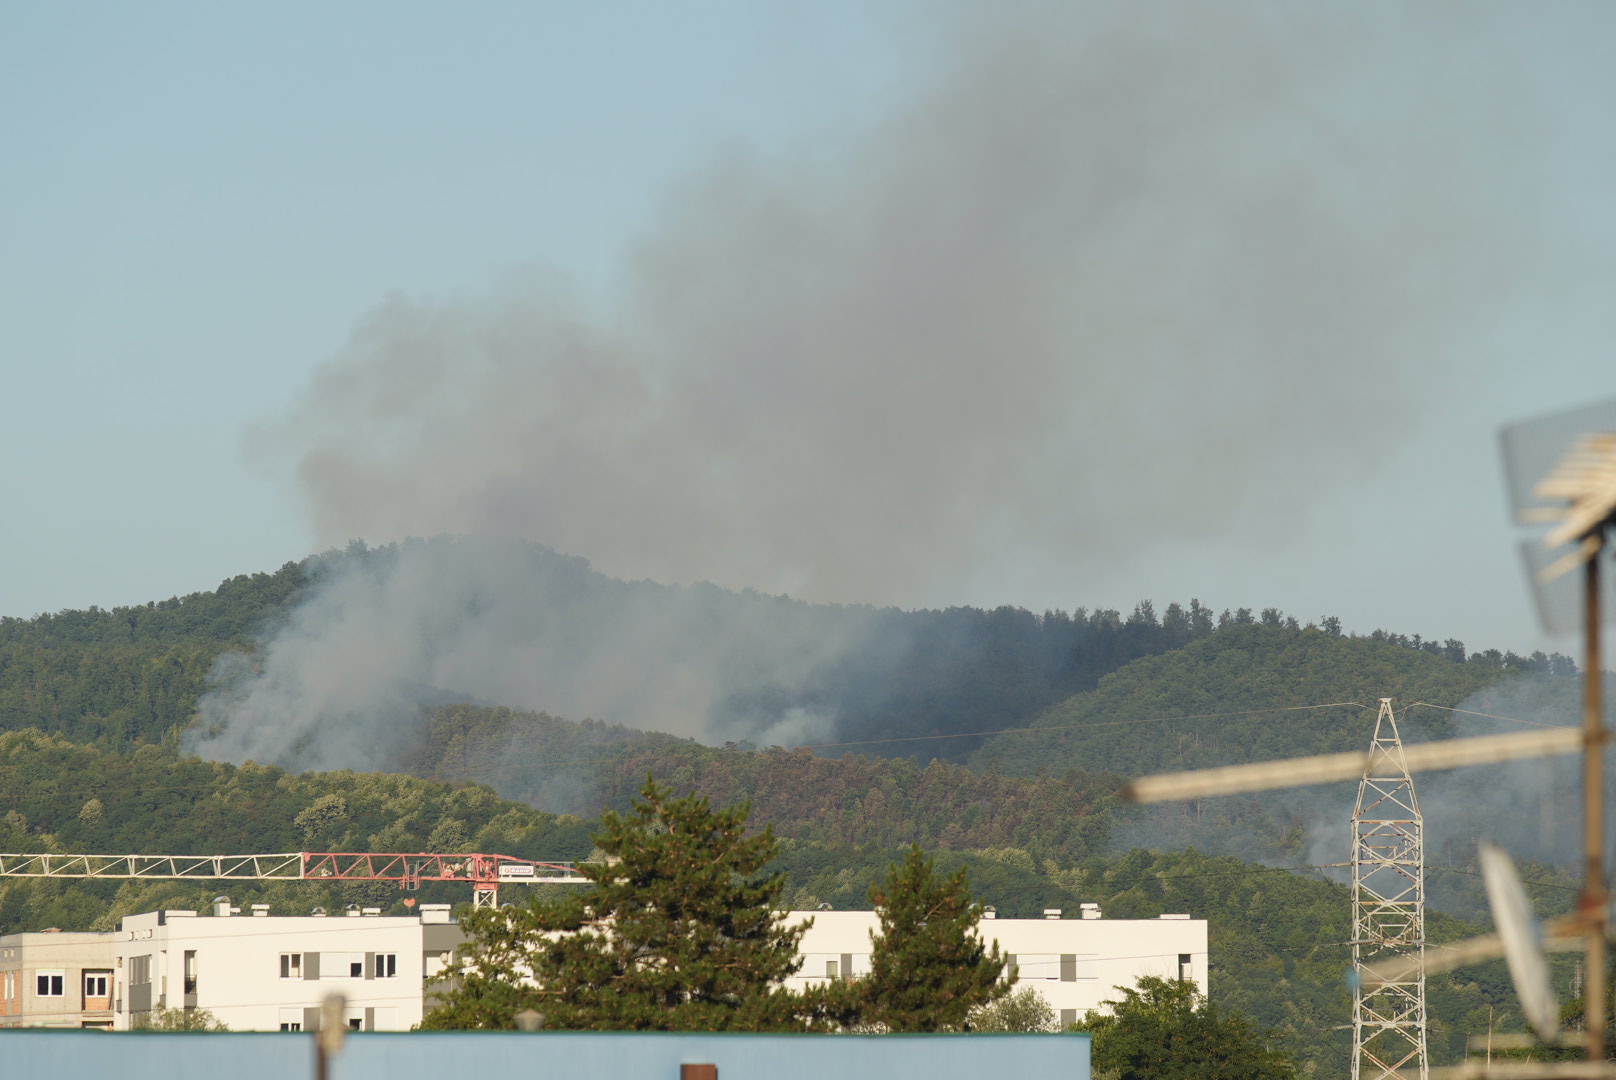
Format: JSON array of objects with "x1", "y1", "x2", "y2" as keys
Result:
[
  {"x1": 1503, "y1": 399, "x2": 1616, "y2": 1065},
  {"x1": 1351, "y1": 698, "x2": 1427, "y2": 1080}
]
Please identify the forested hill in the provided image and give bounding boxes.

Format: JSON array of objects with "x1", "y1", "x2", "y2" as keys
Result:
[
  {"x1": 968, "y1": 621, "x2": 1556, "y2": 780},
  {"x1": 0, "y1": 540, "x2": 1220, "y2": 759},
  {"x1": 0, "y1": 541, "x2": 1570, "y2": 765},
  {"x1": 0, "y1": 562, "x2": 308, "y2": 746}
]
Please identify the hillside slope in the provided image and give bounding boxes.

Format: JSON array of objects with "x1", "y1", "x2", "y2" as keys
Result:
[
  {"x1": 969, "y1": 622, "x2": 1536, "y2": 779},
  {"x1": 0, "y1": 731, "x2": 1542, "y2": 1079}
]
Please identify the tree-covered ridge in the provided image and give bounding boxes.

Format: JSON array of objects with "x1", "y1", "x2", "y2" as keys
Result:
[
  {"x1": 0, "y1": 563, "x2": 308, "y2": 747},
  {"x1": 0, "y1": 539, "x2": 1564, "y2": 769},
  {"x1": 969, "y1": 622, "x2": 1544, "y2": 780},
  {"x1": 0, "y1": 563, "x2": 306, "y2": 647},
  {"x1": 405, "y1": 704, "x2": 1122, "y2": 858}
]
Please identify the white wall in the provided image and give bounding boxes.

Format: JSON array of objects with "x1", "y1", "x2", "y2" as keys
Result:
[
  {"x1": 114, "y1": 911, "x2": 428, "y2": 1032},
  {"x1": 783, "y1": 910, "x2": 1208, "y2": 1026}
]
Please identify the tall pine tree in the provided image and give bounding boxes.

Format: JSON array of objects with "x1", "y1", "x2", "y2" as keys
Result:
[
  {"x1": 422, "y1": 776, "x2": 824, "y2": 1030},
  {"x1": 858, "y1": 844, "x2": 1011, "y2": 1031}
]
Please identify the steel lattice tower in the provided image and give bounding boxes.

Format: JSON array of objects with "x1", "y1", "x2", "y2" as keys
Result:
[{"x1": 1352, "y1": 698, "x2": 1428, "y2": 1080}]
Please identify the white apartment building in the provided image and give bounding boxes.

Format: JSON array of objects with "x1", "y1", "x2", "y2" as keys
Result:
[
  {"x1": 5, "y1": 898, "x2": 1204, "y2": 1033},
  {"x1": 111, "y1": 900, "x2": 467, "y2": 1032},
  {"x1": 786, "y1": 904, "x2": 1207, "y2": 1028}
]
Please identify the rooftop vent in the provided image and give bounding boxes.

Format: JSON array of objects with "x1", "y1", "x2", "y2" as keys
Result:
[
  {"x1": 346, "y1": 904, "x2": 362, "y2": 918},
  {"x1": 1158, "y1": 913, "x2": 1191, "y2": 920},
  {"x1": 251, "y1": 904, "x2": 270, "y2": 917},
  {"x1": 982, "y1": 906, "x2": 997, "y2": 920},
  {"x1": 311, "y1": 907, "x2": 328, "y2": 917},
  {"x1": 420, "y1": 903, "x2": 452, "y2": 925},
  {"x1": 1043, "y1": 908, "x2": 1061, "y2": 920},
  {"x1": 212, "y1": 897, "x2": 239, "y2": 917},
  {"x1": 1080, "y1": 903, "x2": 1102, "y2": 920},
  {"x1": 361, "y1": 907, "x2": 382, "y2": 917}
]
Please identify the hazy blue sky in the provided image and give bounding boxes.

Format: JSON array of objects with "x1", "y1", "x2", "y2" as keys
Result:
[{"x1": 3, "y1": 2, "x2": 1613, "y2": 661}]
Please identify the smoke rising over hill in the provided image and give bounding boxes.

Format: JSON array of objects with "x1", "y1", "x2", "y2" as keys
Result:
[
  {"x1": 268, "y1": 3, "x2": 1556, "y2": 606},
  {"x1": 203, "y1": 5, "x2": 1572, "y2": 768}
]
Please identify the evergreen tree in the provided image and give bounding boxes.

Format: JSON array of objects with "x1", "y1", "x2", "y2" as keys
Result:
[
  {"x1": 1076, "y1": 976, "x2": 1298, "y2": 1080},
  {"x1": 859, "y1": 844, "x2": 1010, "y2": 1031},
  {"x1": 421, "y1": 776, "x2": 823, "y2": 1031}
]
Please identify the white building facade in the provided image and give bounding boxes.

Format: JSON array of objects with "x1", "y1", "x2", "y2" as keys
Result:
[
  {"x1": 786, "y1": 906, "x2": 1207, "y2": 1028},
  {"x1": 110, "y1": 901, "x2": 465, "y2": 1032}
]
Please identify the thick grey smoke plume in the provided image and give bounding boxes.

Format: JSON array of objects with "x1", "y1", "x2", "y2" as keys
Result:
[
  {"x1": 191, "y1": 538, "x2": 863, "y2": 771},
  {"x1": 205, "y1": 5, "x2": 1568, "y2": 767},
  {"x1": 272, "y1": 3, "x2": 1555, "y2": 606}
]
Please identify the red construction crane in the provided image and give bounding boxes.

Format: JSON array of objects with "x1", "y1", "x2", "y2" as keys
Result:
[{"x1": 0, "y1": 850, "x2": 589, "y2": 907}]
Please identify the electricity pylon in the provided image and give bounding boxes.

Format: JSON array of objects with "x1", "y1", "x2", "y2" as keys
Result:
[{"x1": 1352, "y1": 698, "x2": 1428, "y2": 1080}]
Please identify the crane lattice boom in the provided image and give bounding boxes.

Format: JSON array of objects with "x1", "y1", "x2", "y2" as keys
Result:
[{"x1": 0, "y1": 851, "x2": 588, "y2": 907}]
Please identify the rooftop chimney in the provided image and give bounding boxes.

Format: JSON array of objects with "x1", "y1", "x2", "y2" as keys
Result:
[
  {"x1": 1043, "y1": 908, "x2": 1061, "y2": 920},
  {"x1": 213, "y1": 896, "x2": 239, "y2": 917},
  {"x1": 1080, "y1": 903, "x2": 1101, "y2": 920},
  {"x1": 420, "y1": 903, "x2": 452, "y2": 925}
]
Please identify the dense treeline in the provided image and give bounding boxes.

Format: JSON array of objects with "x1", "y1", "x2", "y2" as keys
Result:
[
  {"x1": 971, "y1": 622, "x2": 1540, "y2": 780},
  {"x1": 0, "y1": 564, "x2": 307, "y2": 746},
  {"x1": 405, "y1": 704, "x2": 1121, "y2": 857}
]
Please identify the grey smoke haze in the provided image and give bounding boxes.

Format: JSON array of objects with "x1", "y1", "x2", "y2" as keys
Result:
[
  {"x1": 1111, "y1": 680, "x2": 1605, "y2": 921},
  {"x1": 190, "y1": 538, "x2": 861, "y2": 771},
  {"x1": 270, "y1": 4, "x2": 1556, "y2": 606},
  {"x1": 204, "y1": 5, "x2": 1570, "y2": 768}
]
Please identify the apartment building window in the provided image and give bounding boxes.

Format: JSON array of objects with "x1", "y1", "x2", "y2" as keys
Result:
[
  {"x1": 279, "y1": 953, "x2": 302, "y2": 979},
  {"x1": 824, "y1": 960, "x2": 839, "y2": 979},
  {"x1": 373, "y1": 954, "x2": 397, "y2": 978},
  {"x1": 36, "y1": 971, "x2": 65, "y2": 997},
  {"x1": 325, "y1": 952, "x2": 364, "y2": 978},
  {"x1": 279, "y1": 1007, "x2": 303, "y2": 1032},
  {"x1": 129, "y1": 955, "x2": 151, "y2": 985},
  {"x1": 1178, "y1": 953, "x2": 1193, "y2": 981},
  {"x1": 1014, "y1": 953, "x2": 1059, "y2": 980},
  {"x1": 84, "y1": 973, "x2": 109, "y2": 998}
]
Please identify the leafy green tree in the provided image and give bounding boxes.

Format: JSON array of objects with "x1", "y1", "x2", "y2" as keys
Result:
[
  {"x1": 134, "y1": 1005, "x2": 229, "y2": 1031},
  {"x1": 969, "y1": 985, "x2": 1057, "y2": 1032},
  {"x1": 1076, "y1": 976, "x2": 1297, "y2": 1080},
  {"x1": 421, "y1": 776, "x2": 823, "y2": 1031},
  {"x1": 859, "y1": 844, "x2": 1010, "y2": 1031}
]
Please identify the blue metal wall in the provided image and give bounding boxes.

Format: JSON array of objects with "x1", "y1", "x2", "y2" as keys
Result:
[{"x1": 0, "y1": 1029, "x2": 1088, "y2": 1080}]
